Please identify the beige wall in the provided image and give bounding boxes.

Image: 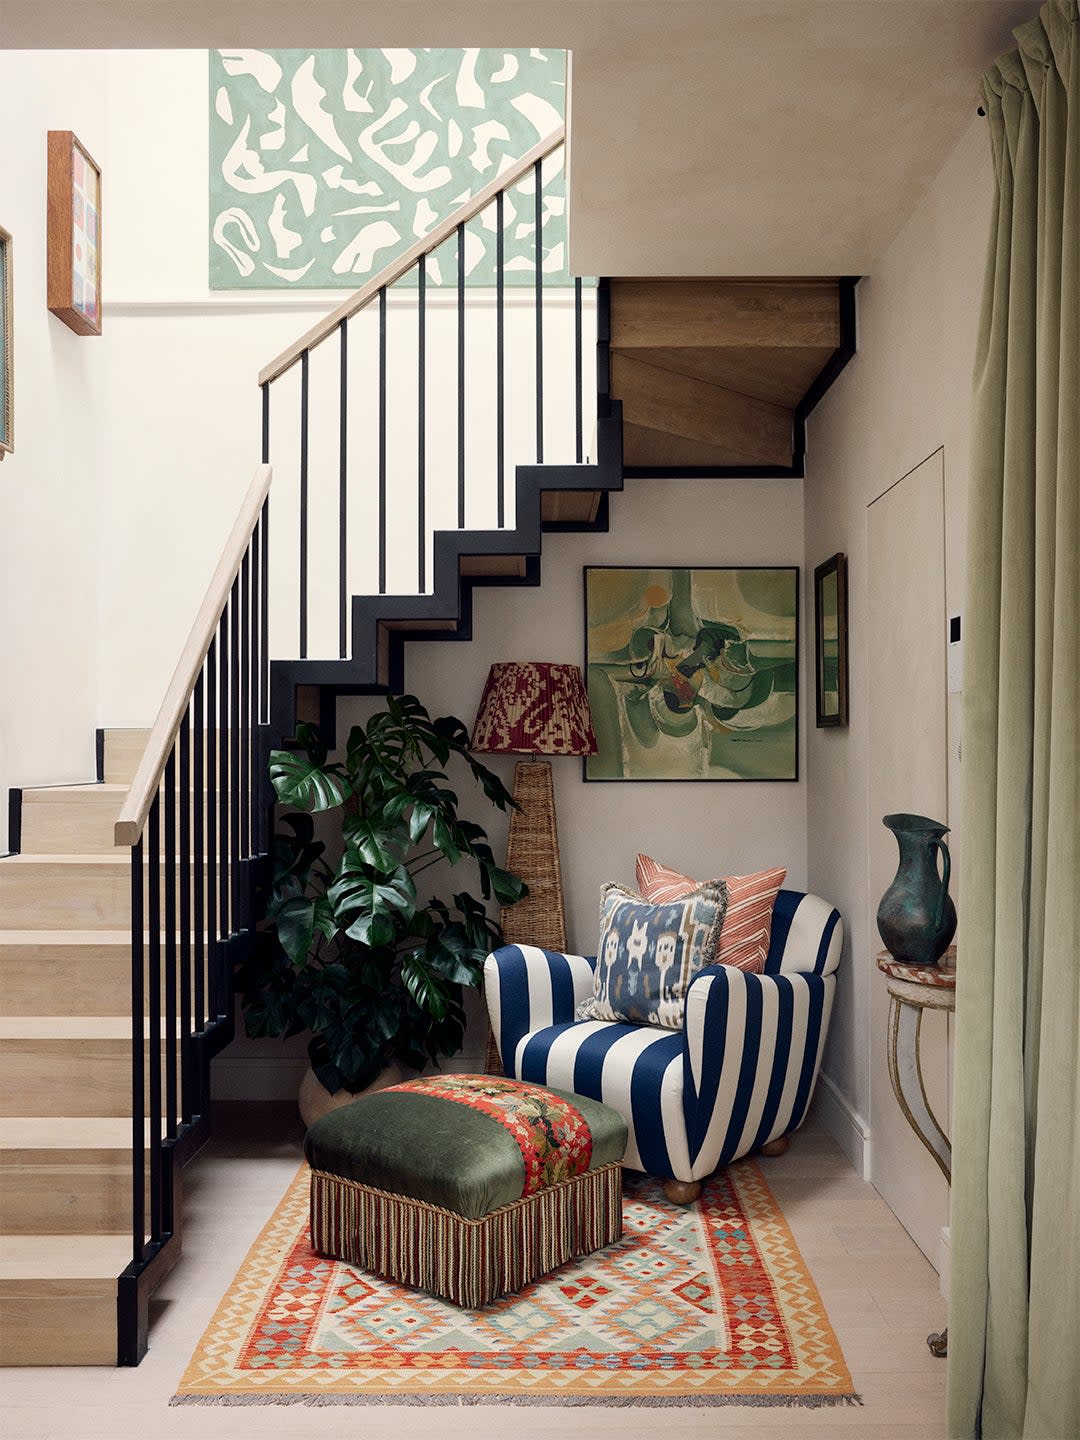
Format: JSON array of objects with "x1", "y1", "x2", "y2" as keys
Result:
[
  {"x1": 803, "y1": 115, "x2": 991, "y2": 1192},
  {"x1": 0, "y1": 55, "x2": 108, "y2": 850}
]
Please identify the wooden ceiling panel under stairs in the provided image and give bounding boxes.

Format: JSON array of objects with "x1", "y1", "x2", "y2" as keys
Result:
[{"x1": 608, "y1": 278, "x2": 855, "y2": 475}]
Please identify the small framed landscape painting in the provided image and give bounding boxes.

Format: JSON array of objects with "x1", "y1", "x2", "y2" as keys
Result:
[
  {"x1": 47, "y1": 131, "x2": 102, "y2": 336},
  {"x1": 584, "y1": 566, "x2": 799, "y2": 782},
  {"x1": 814, "y1": 552, "x2": 848, "y2": 727},
  {"x1": 0, "y1": 225, "x2": 11, "y2": 460}
]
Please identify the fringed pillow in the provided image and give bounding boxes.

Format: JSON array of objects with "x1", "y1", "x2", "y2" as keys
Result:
[
  {"x1": 635, "y1": 855, "x2": 786, "y2": 975},
  {"x1": 577, "y1": 880, "x2": 728, "y2": 1030}
]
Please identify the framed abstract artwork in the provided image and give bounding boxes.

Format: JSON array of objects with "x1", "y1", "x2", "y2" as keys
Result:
[
  {"x1": 47, "y1": 131, "x2": 102, "y2": 336},
  {"x1": 0, "y1": 225, "x2": 11, "y2": 460},
  {"x1": 584, "y1": 566, "x2": 799, "y2": 782},
  {"x1": 814, "y1": 553, "x2": 848, "y2": 728}
]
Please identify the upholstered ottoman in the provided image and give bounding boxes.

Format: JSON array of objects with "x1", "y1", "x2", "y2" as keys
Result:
[{"x1": 304, "y1": 1074, "x2": 627, "y2": 1307}]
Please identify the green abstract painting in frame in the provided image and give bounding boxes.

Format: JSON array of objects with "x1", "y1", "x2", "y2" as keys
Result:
[
  {"x1": 0, "y1": 225, "x2": 11, "y2": 461},
  {"x1": 584, "y1": 567, "x2": 799, "y2": 782}
]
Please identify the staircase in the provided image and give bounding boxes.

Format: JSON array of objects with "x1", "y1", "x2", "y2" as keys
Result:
[
  {"x1": 1, "y1": 733, "x2": 163, "y2": 1364},
  {"x1": 0, "y1": 122, "x2": 856, "y2": 1367}
]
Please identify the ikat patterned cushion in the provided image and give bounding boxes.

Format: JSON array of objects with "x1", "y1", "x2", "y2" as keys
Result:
[
  {"x1": 636, "y1": 855, "x2": 786, "y2": 975},
  {"x1": 577, "y1": 880, "x2": 728, "y2": 1030}
]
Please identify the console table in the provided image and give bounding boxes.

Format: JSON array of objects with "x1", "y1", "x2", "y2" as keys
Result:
[{"x1": 876, "y1": 947, "x2": 956, "y2": 1357}]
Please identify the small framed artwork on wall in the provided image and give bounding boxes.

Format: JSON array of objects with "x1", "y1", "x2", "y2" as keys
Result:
[
  {"x1": 584, "y1": 565, "x2": 799, "y2": 781},
  {"x1": 47, "y1": 131, "x2": 102, "y2": 336},
  {"x1": 814, "y1": 552, "x2": 848, "y2": 727},
  {"x1": 0, "y1": 224, "x2": 12, "y2": 460}
]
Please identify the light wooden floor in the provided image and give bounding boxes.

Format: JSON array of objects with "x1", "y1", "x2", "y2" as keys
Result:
[{"x1": 0, "y1": 1113, "x2": 949, "y2": 1439}]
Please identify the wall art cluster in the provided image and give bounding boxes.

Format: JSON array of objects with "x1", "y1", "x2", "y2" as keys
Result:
[{"x1": 209, "y1": 48, "x2": 569, "y2": 290}]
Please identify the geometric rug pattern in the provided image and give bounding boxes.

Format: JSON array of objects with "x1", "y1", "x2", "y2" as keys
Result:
[{"x1": 174, "y1": 1160, "x2": 857, "y2": 1406}]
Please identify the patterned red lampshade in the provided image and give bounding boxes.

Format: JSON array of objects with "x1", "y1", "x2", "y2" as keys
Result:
[{"x1": 471, "y1": 662, "x2": 597, "y2": 757}]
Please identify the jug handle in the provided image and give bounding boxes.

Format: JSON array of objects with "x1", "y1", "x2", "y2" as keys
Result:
[{"x1": 931, "y1": 838, "x2": 951, "y2": 928}]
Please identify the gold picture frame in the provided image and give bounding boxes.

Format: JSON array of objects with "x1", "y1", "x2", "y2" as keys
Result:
[
  {"x1": 0, "y1": 224, "x2": 12, "y2": 460},
  {"x1": 47, "y1": 130, "x2": 102, "y2": 337}
]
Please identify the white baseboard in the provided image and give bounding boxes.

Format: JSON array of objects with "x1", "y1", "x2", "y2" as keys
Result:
[{"x1": 811, "y1": 1072, "x2": 871, "y2": 1180}]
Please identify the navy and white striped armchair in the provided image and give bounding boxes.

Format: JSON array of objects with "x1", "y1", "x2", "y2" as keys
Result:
[{"x1": 484, "y1": 889, "x2": 842, "y2": 1203}]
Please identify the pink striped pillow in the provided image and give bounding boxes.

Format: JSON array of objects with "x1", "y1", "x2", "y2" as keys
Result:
[{"x1": 635, "y1": 855, "x2": 786, "y2": 974}]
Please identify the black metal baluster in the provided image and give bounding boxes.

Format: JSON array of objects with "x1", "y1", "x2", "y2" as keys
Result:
[
  {"x1": 261, "y1": 381, "x2": 270, "y2": 465},
  {"x1": 205, "y1": 638, "x2": 218, "y2": 1025},
  {"x1": 178, "y1": 712, "x2": 192, "y2": 1124},
  {"x1": 534, "y1": 159, "x2": 544, "y2": 463},
  {"x1": 192, "y1": 670, "x2": 205, "y2": 1041},
  {"x1": 230, "y1": 578, "x2": 241, "y2": 931},
  {"x1": 418, "y1": 260, "x2": 427, "y2": 592},
  {"x1": 458, "y1": 222, "x2": 466, "y2": 529},
  {"x1": 147, "y1": 791, "x2": 162, "y2": 1243},
  {"x1": 163, "y1": 751, "x2": 177, "y2": 1140},
  {"x1": 299, "y1": 349, "x2": 309, "y2": 658},
  {"x1": 575, "y1": 276, "x2": 584, "y2": 463},
  {"x1": 338, "y1": 318, "x2": 349, "y2": 659},
  {"x1": 496, "y1": 191, "x2": 505, "y2": 527},
  {"x1": 250, "y1": 513, "x2": 263, "y2": 862},
  {"x1": 217, "y1": 605, "x2": 230, "y2": 1003},
  {"x1": 258, "y1": 501, "x2": 269, "y2": 854},
  {"x1": 378, "y1": 289, "x2": 387, "y2": 595},
  {"x1": 239, "y1": 553, "x2": 251, "y2": 875},
  {"x1": 130, "y1": 837, "x2": 145, "y2": 1262}
]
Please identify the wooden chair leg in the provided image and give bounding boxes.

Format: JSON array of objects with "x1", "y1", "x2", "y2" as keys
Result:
[
  {"x1": 759, "y1": 1134, "x2": 790, "y2": 1157},
  {"x1": 662, "y1": 1177, "x2": 702, "y2": 1205}
]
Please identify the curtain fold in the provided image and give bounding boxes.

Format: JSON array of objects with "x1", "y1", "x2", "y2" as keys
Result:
[{"x1": 949, "y1": 3, "x2": 1079, "y2": 1438}]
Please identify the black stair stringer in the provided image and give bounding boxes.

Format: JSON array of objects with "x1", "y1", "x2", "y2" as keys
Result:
[{"x1": 269, "y1": 402, "x2": 623, "y2": 748}]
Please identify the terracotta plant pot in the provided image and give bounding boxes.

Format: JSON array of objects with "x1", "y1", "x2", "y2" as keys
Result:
[{"x1": 298, "y1": 1061, "x2": 406, "y2": 1129}]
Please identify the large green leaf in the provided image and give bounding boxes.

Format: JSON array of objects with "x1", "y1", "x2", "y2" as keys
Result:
[
  {"x1": 400, "y1": 953, "x2": 450, "y2": 1019},
  {"x1": 272, "y1": 895, "x2": 317, "y2": 966},
  {"x1": 269, "y1": 748, "x2": 352, "y2": 811},
  {"x1": 329, "y1": 860, "x2": 417, "y2": 945},
  {"x1": 343, "y1": 814, "x2": 407, "y2": 872}
]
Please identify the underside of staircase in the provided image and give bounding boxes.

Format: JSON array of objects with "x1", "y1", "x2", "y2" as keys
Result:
[{"x1": 610, "y1": 277, "x2": 856, "y2": 476}]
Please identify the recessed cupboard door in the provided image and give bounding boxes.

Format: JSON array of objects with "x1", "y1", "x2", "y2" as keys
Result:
[{"x1": 866, "y1": 449, "x2": 951, "y2": 1270}]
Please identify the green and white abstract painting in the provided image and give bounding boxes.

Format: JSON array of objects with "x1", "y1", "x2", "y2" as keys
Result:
[{"x1": 209, "y1": 48, "x2": 569, "y2": 289}]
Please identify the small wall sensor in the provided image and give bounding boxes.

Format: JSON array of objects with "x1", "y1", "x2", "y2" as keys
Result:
[{"x1": 947, "y1": 614, "x2": 963, "y2": 694}]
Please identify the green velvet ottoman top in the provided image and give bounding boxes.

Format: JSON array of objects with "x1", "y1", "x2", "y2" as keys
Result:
[{"x1": 304, "y1": 1074, "x2": 627, "y2": 1220}]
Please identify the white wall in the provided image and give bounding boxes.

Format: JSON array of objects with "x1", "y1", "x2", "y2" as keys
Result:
[
  {"x1": 0, "y1": 55, "x2": 109, "y2": 849},
  {"x1": 803, "y1": 116, "x2": 991, "y2": 1200}
]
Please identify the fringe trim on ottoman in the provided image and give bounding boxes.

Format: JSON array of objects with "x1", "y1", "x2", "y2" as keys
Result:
[{"x1": 309, "y1": 1161, "x2": 623, "y2": 1308}]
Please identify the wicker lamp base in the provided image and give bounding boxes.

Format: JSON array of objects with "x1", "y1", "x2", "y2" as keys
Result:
[{"x1": 485, "y1": 759, "x2": 566, "y2": 1076}]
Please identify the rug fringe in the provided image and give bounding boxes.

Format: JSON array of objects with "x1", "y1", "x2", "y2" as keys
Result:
[{"x1": 170, "y1": 1391, "x2": 863, "y2": 1408}]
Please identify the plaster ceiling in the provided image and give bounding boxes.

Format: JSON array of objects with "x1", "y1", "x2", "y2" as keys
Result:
[{"x1": 1, "y1": 0, "x2": 1036, "y2": 274}]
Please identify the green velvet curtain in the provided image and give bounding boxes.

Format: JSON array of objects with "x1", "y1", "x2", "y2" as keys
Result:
[{"x1": 948, "y1": 3, "x2": 1079, "y2": 1437}]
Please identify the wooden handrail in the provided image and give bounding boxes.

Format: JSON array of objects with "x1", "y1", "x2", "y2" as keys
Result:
[
  {"x1": 114, "y1": 464, "x2": 272, "y2": 847},
  {"x1": 258, "y1": 125, "x2": 566, "y2": 387}
]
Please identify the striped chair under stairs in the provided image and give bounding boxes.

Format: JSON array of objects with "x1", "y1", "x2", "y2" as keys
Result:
[{"x1": 483, "y1": 889, "x2": 843, "y2": 1204}]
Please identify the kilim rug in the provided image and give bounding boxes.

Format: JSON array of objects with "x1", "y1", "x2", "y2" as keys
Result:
[{"x1": 173, "y1": 1161, "x2": 858, "y2": 1407}]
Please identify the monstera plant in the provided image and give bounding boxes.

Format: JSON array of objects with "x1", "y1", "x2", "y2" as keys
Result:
[{"x1": 237, "y1": 694, "x2": 525, "y2": 1101}]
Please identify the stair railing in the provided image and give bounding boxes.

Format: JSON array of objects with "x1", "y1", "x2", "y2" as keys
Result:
[
  {"x1": 113, "y1": 463, "x2": 271, "y2": 1364},
  {"x1": 258, "y1": 124, "x2": 594, "y2": 662}
]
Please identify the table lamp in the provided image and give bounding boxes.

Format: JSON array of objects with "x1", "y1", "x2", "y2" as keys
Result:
[{"x1": 471, "y1": 661, "x2": 597, "y2": 959}]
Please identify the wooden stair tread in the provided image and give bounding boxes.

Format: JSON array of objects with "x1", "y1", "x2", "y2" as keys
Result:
[
  {"x1": 0, "y1": 1016, "x2": 185, "y2": 1040},
  {"x1": 0, "y1": 1233, "x2": 130, "y2": 1284},
  {"x1": 0, "y1": 929, "x2": 132, "y2": 945},
  {"x1": 0, "y1": 1117, "x2": 146, "y2": 1148}
]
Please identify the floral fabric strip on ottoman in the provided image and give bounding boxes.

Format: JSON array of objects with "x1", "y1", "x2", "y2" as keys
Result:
[{"x1": 304, "y1": 1074, "x2": 627, "y2": 1308}]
